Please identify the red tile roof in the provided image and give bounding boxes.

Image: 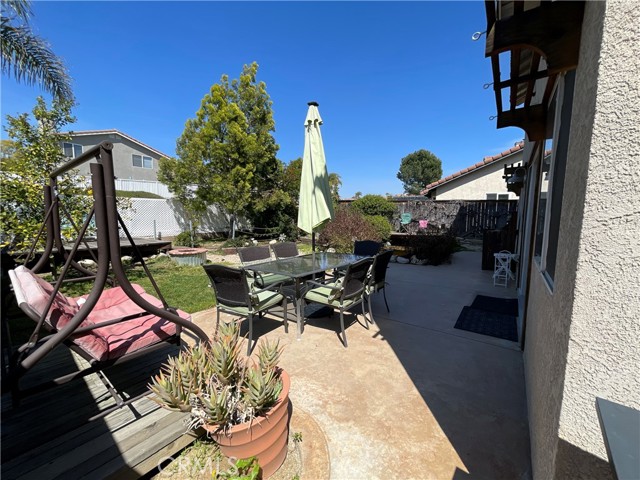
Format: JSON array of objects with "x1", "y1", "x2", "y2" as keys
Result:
[{"x1": 421, "y1": 142, "x2": 524, "y2": 195}]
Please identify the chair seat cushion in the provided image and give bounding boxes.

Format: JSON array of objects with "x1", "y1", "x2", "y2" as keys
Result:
[
  {"x1": 255, "y1": 272, "x2": 292, "y2": 288},
  {"x1": 221, "y1": 290, "x2": 284, "y2": 316},
  {"x1": 304, "y1": 282, "x2": 355, "y2": 308},
  {"x1": 366, "y1": 281, "x2": 385, "y2": 294}
]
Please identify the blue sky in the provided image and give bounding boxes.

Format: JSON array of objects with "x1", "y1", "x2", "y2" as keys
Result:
[{"x1": 1, "y1": 1, "x2": 522, "y2": 198}]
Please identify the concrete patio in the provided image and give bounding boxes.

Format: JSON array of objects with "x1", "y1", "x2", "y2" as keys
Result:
[{"x1": 192, "y1": 250, "x2": 531, "y2": 480}]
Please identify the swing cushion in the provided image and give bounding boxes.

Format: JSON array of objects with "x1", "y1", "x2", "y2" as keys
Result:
[
  {"x1": 9, "y1": 266, "x2": 190, "y2": 362},
  {"x1": 9, "y1": 266, "x2": 80, "y2": 329}
]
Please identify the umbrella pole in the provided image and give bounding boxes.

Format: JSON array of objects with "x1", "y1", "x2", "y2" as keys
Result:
[{"x1": 312, "y1": 232, "x2": 316, "y2": 252}]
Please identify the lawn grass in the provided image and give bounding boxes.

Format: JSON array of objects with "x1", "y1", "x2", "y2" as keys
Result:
[{"x1": 125, "y1": 257, "x2": 215, "y2": 313}]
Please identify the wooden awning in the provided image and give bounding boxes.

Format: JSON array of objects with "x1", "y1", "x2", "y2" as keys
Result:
[{"x1": 484, "y1": 1, "x2": 585, "y2": 140}]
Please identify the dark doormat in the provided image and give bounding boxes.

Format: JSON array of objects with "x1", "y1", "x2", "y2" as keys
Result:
[
  {"x1": 454, "y1": 306, "x2": 518, "y2": 342},
  {"x1": 471, "y1": 295, "x2": 518, "y2": 317}
]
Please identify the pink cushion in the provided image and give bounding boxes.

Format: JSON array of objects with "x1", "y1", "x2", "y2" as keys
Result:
[
  {"x1": 10, "y1": 266, "x2": 190, "y2": 362},
  {"x1": 11, "y1": 266, "x2": 80, "y2": 329},
  {"x1": 75, "y1": 291, "x2": 190, "y2": 362}
]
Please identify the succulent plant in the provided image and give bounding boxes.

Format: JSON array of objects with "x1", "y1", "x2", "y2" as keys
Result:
[
  {"x1": 256, "y1": 339, "x2": 282, "y2": 375},
  {"x1": 149, "y1": 361, "x2": 192, "y2": 412},
  {"x1": 148, "y1": 321, "x2": 284, "y2": 431},
  {"x1": 243, "y1": 365, "x2": 282, "y2": 411}
]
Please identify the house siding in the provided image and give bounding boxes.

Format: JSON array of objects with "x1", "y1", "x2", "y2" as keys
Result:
[
  {"x1": 64, "y1": 132, "x2": 161, "y2": 182},
  {"x1": 524, "y1": 2, "x2": 640, "y2": 479},
  {"x1": 431, "y1": 152, "x2": 522, "y2": 200}
]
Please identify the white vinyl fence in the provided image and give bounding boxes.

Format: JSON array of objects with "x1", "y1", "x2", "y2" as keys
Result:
[
  {"x1": 114, "y1": 179, "x2": 173, "y2": 198},
  {"x1": 118, "y1": 198, "x2": 230, "y2": 238}
]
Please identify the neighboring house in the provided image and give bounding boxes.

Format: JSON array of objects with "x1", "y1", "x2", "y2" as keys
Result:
[
  {"x1": 61, "y1": 129, "x2": 168, "y2": 182},
  {"x1": 421, "y1": 143, "x2": 524, "y2": 200},
  {"x1": 484, "y1": 2, "x2": 638, "y2": 479}
]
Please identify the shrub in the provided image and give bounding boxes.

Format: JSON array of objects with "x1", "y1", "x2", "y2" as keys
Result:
[
  {"x1": 407, "y1": 233, "x2": 459, "y2": 265},
  {"x1": 318, "y1": 206, "x2": 380, "y2": 253},
  {"x1": 116, "y1": 190, "x2": 165, "y2": 199},
  {"x1": 366, "y1": 215, "x2": 392, "y2": 241},
  {"x1": 276, "y1": 217, "x2": 299, "y2": 241},
  {"x1": 174, "y1": 230, "x2": 201, "y2": 247},
  {"x1": 350, "y1": 194, "x2": 396, "y2": 219},
  {"x1": 222, "y1": 237, "x2": 248, "y2": 248}
]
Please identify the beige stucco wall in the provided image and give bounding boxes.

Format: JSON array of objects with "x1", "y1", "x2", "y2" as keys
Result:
[
  {"x1": 433, "y1": 152, "x2": 522, "y2": 200},
  {"x1": 524, "y1": 2, "x2": 640, "y2": 479}
]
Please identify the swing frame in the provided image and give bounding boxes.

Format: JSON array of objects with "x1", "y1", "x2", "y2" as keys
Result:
[{"x1": 4, "y1": 142, "x2": 209, "y2": 417}]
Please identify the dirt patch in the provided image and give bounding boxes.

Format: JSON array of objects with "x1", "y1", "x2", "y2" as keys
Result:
[{"x1": 206, "y1": 251, "x2": 241, "y2": 265}]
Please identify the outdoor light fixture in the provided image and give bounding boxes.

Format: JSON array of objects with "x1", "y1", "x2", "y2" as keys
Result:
[{"x1": 504, "y1": 165, "x2": 526, "y2": 196}]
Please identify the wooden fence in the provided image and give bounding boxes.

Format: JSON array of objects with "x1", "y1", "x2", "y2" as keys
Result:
[{"x1": 393, "y1": 199, "x2": 518, "y2": 237}]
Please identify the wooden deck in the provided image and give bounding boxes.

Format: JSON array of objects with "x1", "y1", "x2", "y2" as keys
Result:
[
  {"x1": 1, "y1": 343, "x2": 198, "y2": 479},
  {"x1": 59, "y1": 237, "x2": 173, "y2": 260}
]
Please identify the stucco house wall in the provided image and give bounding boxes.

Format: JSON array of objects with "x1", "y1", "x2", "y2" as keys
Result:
[
  {"x1": 423, "y1": 147, "x2": 523, "y2": 200},
  {"x1": 433, "y1": 154, "x2": 521, "y2": 200},
  {"x1": 523, "y1": 2, "x2": 640, "y2": 478},
  {"x1": 63, "y1": 130, "x2": 165, "y2": 182}
]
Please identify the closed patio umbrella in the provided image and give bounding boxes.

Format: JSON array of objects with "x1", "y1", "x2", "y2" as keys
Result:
[{"x1": 297, "y1": 101, "x2": 334, "y2": 250}]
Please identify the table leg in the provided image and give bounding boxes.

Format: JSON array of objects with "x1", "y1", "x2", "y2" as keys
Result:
[{"x1": 295, "y1": 278, "x2": 303, "y2": 339}]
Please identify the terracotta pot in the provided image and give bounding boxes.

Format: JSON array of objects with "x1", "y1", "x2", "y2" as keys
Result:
[{"x1": 204, "y1": 370, "x2": 291, "y2": 478}]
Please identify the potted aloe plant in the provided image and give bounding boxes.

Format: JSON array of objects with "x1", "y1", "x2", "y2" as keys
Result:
[{"x1": 148, "y1": 322, "x2": 290, "y2": 478}]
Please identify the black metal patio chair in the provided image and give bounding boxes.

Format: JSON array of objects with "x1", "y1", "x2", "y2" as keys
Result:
[
  {"x1": 302, "y1": 257, "x2": 373, "y2": 347},
  {"x1": 365, "y1": 250, "x2": 393, "y2": 324},
  {"x1": 270, "y1": 242, "x2": 299, "y2": 259},
  {"x1": 237, "y1": 245, "x2": 291, "y2": 288},
  {"x1": 353, "y1": 240, "x2": 383, "y2": 256},
  {"x1": 202, "y1": 264, "x2": 288, "y2": 354}
]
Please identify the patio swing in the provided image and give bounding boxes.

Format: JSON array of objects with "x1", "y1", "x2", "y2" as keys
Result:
[{"x1": 4, "y1": 142, "x2": 210, "y2": 416}]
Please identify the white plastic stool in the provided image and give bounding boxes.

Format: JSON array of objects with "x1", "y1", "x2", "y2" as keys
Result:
[{"x1": 493, "y1": 250, "x2": 516, "y2": 287}]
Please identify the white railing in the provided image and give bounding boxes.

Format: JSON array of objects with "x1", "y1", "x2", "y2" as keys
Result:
[{"x1": 114, "y1": 179, "x2": 173, "y2": 198}]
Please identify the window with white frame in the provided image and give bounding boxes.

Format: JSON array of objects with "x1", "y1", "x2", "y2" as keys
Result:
[
  {"x1": 132, "y1": 154, "x2": 153, "y2": 169},
  {"x1": 62, "y1": 142, "x2": 83, "y2": 159},
  {"x1": 534, "y1": 71, "x2": 575, "y2": 287}
]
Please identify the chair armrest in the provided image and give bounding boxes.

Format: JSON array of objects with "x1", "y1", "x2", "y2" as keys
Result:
[
  {"x1": 251, "y1": 281, "x2": 285, "y2": 295},
  {"x1": 305, "y1": 279, "x2": 341, "y2": 291}
]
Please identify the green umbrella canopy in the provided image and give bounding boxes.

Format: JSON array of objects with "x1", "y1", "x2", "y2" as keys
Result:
[{"x1": 297, "y1": 102, "x2": 334, "y2": 235}]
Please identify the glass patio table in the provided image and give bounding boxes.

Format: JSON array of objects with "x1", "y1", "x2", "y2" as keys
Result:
[{"x1": 245, "y1": 252, "x2": 366, "y2": 338}]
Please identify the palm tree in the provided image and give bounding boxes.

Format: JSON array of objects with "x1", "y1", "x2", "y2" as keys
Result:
[{"x1": 1, "y1": 0, "x2": 73, "y2": 100}]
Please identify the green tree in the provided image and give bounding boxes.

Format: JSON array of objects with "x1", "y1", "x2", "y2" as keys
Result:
[
  {"x1": 159, "y1": 63, "x2": 280, "y2": 237},
  {"x1": 328, "y1": 172, "x2": 341, "y2": 207},
  {"x1": 351, "y1": 194, "x2": 396, "y2": 219},
  {"x1": 397, "y1": 149, "x2": 442, "y2": 194},
  {"x1": 1, "y1": 0, "x2": 73, "y2": 100},
  {"x1": 283, "y1": 158, "x2": 341, "y2": 207},
  {"x1": 282, "y1": 158, "x2": 303, "y2": 204},
  {"x1": 248, "y1": 159, "x2": 299, "y2": 240},
  {"x1": 1, "y1": 96, "x2": 90, "y2": 253}
]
